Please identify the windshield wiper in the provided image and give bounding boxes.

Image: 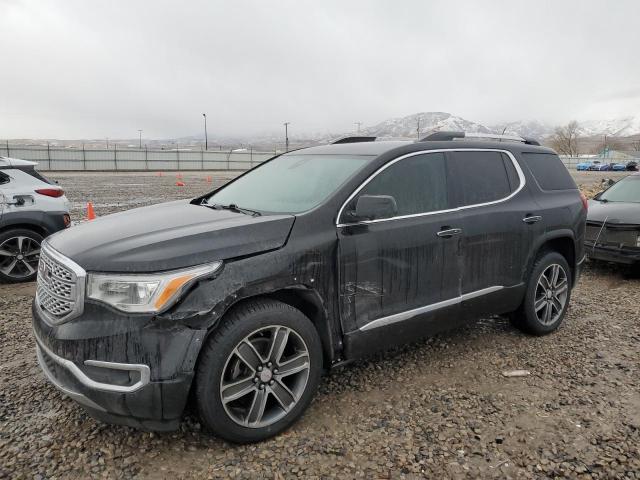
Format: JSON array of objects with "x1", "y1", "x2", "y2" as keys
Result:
[{"x1": 201, "y1": 200, "x2": 261, "y2": 216}]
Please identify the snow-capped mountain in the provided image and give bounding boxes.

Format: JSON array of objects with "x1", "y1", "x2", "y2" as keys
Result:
[
  {"x1": 361, "y1": 112, "x2": 493, "y2": 139},
  {"x1": 577, "y1": 117, "x2": 640, "y2": 137},
  {"x1": 490, "y1": 120, "x2": 555, "y2": 139}
]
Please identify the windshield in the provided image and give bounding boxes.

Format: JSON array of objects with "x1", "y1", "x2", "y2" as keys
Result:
[
  {"x1": 206, "y1": 154, "x2": 374, "y2": 213},
  {"x1": 599, "y1": 175, "x2": 640, "y2": 203}
]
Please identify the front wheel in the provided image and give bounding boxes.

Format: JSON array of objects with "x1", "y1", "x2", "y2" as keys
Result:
[
  {"x1": 195, "y1": 298, "x2": 323, "y2": 443},
  {"x1": 511, "y1": 251, "x2": 572, "y2": 335}
]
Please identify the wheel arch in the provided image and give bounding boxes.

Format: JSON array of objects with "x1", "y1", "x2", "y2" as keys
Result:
[
  {"x1": 0, "y1": 222, "x2": 48, "y2": 238},
  {"x1": 205, "y1": 287, "x2": 338, "y2": 370},
  {"x1": 526, "y1": 230, "x2": 577, "y2": 285}
]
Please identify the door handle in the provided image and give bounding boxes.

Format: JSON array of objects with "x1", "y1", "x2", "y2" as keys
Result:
[
  {"x1": 436, "y1": 228, "x2": 462, "y2": 238},
  {"x1": 522, "y1": 215, "x2": 542, "y2": 224}
]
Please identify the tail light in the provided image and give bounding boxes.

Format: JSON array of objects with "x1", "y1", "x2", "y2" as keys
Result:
[
  {"x1": 35, "y1": 188, "x2": 64, "y2": 198},
  {"x1": 579, "y1": 192, "x2": 588, "y2": 211}
]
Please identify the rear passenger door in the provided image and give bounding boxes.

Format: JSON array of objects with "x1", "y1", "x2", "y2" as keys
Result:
[{"x1": 449, "y1": 150, "x2": 535, "y2": 314}]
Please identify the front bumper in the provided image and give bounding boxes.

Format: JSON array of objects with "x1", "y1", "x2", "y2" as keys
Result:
[
  {"x1": 32, "y1": 302, "x2": 207, "y2": 431},
  {"x1": 585, "y1": 241, "x2": 640, "y2": 265}
]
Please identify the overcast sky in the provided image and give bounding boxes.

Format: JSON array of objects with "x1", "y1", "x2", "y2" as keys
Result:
[{"x1": 1, "y1": 0, "x2": 639, "y2": 139}]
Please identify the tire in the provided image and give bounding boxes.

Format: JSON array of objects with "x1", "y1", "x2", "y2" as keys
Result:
[
  {"x1": 510, "y1": 251, "x2": 572, "y2": 335},
  {"x1": 0, "y1": 228, "x2": 43, "y2": 283},
  {"x1": 195, "y1": 298, "x2": 323, "y2": 443}
]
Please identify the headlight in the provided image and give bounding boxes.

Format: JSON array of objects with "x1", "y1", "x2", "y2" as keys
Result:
[{"x1": 87, "y1": 262, "x2": 222, "y2": 313}]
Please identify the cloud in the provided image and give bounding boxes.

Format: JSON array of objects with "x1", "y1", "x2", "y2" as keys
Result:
[{"x1": 1, "y1": 0, "x2": 639, "y2": 138}]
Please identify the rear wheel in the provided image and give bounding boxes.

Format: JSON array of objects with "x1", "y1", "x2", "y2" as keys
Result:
[
  {"x1": 195, "y1": 298, "x2": 323, "y2": 443},
  {"x1": 510, "y1": 251, "x2": 572, "y2": 335},
  {"x1": 0, "y1": 229, "x2": 43, "y2": 283}
]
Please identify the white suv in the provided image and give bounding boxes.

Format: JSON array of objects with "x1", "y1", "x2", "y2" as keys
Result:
[{"x1": 0, "y1": 157, "x2": 71, "y2": 282}]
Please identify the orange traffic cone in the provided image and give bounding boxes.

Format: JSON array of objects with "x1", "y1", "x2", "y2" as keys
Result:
[
  {"x1": 86, "y1": 202, "x2": 96, "y2": 221},
  {"x1": 175, "y1": 181, "x2": 185, "y2": 187}
]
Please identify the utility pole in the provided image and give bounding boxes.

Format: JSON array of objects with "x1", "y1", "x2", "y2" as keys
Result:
[
  {"x1": 355, "y1": 122, "x2": 362, "y2": 133},
  {"x1": 284, "y1": 122, "x2": 290, "y2": 152},
  {"x1": 138, "y1": 130, "x2": 142, "y2": 149},
  {"x1": 202, "y1": 113, "x2": 208, "y2": 150}
]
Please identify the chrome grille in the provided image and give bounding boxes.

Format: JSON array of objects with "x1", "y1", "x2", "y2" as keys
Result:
[{"x1": 35, "y1": 243, "x2": 85, "y2": 324}]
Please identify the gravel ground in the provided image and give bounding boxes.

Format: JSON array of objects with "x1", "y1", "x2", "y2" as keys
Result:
[{"x1": 1, "y1": 170, "x2": 639, "y2": 479}]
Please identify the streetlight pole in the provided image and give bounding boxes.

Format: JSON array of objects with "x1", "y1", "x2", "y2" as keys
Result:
[
  {"x1": 202, "y1": 113, "x2": 208, "y2": 150},
  {"x1": 138, "y1": 130, "x2": 142, "y2": 149},
  {"x1": 284, "y1": 122, "x2": 290, "y2": 152}
]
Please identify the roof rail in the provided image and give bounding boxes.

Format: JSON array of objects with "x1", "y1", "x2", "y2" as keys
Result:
[
  {"x1": 331, "y1": 136, "x2": 377, "y2": 144},
  {"x1": 419, "y1": 131, "x2": 541, "y2": 146}
]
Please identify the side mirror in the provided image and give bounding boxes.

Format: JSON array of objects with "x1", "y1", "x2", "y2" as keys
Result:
[{"x1": 354, "y1": 194, "x2": 398, "y2": 220}]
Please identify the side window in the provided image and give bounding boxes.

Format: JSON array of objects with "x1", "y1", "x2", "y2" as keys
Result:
[
  {"x1": 520, "y1": 152, "x2": 576, "y2": 190},
  {"x1": 345, "y1": 152, "x2": 448, "y2": 219},
  {"x1": 501, "y1": 153, "x2": 521, "y2": 192},
  {"x1": 450, "y1": 151, "x2": 514, "y2": 206},
  {"x1": 0, "y1": 171, "x2": 10, "y2": 186}
]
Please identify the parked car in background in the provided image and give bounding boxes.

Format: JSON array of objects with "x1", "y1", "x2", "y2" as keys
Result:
[
  {"x1": 0, "y1": 157, "x2": 70, "y2": 282},
  {"x1": 576, "y1": 160, "x2": 593, "y2": 171},
  {"x1": 611, "y1": 163, "x2": 628, "y2": 171},
  {"x1": 626, "y1": 161, "x2": 638, "y2": 171},
  {"x1": 32, "y1": 132, "x2": 586, "y2": 443},
  {"x1": 585, "y1": 173, "x2": 640, "y2": 266},
  {"x1": 588, "y1": 161, "x2": 610, "y2": 171}
]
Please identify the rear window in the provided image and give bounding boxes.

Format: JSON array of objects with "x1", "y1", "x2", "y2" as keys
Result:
[
  {"x1": 17, "y1": 166, "x2": 53, "y2": 184},
  {"x1": 521, "y1": 153, "x2": 576, "y2": 190},
  {"x1": 450, "y1": 151, "x2": 516, "y2": 206}
]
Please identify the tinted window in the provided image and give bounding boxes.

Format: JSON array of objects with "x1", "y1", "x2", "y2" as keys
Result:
[
  {"x1": 348, "y1": 152, "x2": 448, "y2": 217},
  {"x1": 521, "y1": 153, "x2": 576, "y2": 190},
  {"x1": 451, "y1": 151, "x2": 512, "y2": 206},
  {"x1": 501, "y1": 153, "x2": 521, "y2": 191}
]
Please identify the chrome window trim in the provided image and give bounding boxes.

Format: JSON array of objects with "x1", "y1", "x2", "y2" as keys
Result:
[
  {"x1": 34, "y1": 330, "x2": 151, "y2": 394},
  {"x1": 36, "y1": 241, "x2": 86, "y2": 325},
  {"x1": 359, "y1": 285, "x2": 504, "y2": 332},
  {"x1": 336, "y1": 148, "x2": 526, "y2": 227}
]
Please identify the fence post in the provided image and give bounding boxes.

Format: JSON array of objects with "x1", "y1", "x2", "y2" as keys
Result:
[
  {"x1": 47, "y1": 142, "x2": 51, "y2": 170},
  {"x1": 144, "y1": 146, "x2": 148, "y2": 171},
  {"x1": 250, "y1": 146, "x2": 253, "y2": 168},
  {"x1": 176, "y1": 143, "x2": 180, "y2": 171},
  {"x1": 201, "y1": 147, "x2": 204, "y2": 171},
  {"x1": 227, "y1": 150, "x2": 231, "y2": 170},
  {"x1": 82, "y1": 144, "x2": 86, "y2": 170},
  {"x1": 114, "y1": 144, "x2": 118, "y2": 171},
  {"x1": 6, "y1": 140, "x2": 9, "y2": 158}
]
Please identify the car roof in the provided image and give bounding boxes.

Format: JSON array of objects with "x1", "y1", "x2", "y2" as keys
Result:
[
  {"x1": 290, "y1": 140, "x2": 554, "y2": 157},
  {"x1": 0, "y1": 156, "x2": 38, "y2": 167}
]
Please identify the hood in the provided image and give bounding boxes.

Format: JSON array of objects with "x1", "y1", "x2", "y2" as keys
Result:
[
  {"x1": 48, "y1": 200, "x2": 295, "y2": 272},
  {"x1": 587, "y1": 200, "x2": 640, "y2": 225}
]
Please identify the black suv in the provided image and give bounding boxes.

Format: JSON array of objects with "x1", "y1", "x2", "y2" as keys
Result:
[{"x1": 32, "y1": 132, "x2": 587, "y2": 443}]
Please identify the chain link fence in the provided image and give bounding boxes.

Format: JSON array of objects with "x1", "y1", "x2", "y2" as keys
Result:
[{"x1": 0, "y1": 145, "x2": 276, "y2": 171}]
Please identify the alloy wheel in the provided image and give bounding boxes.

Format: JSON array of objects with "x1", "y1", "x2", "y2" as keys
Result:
[
  {"x1": 534, "y1": 263, "x2": 568, "y2": 325},
  {"x1": 220, "y1": 325, "x2": 310, "y2": 428},
  {"x1": 0, "y1": 236, "x2": 41, "y2": 279}
]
